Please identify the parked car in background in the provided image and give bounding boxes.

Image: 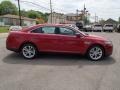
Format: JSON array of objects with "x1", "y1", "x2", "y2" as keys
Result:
[
  {"x1": 84, "y1": 25, "x2": 92, "y2": 32},
  {"x1": 76, "y1": 22, "x2": 83, "y2": 30},
  {"x1": 6, "y1": 24, "x2": 113, "y2": 61},
  {"x1": 92, "y1": 24, "x2": 103, "y2": 32},
  {"x1": 117, "y1": 24, "x2": 120, "y2": 32},
  {"x1": 9, "y1": 26, "x2": 22, "y2": 31},
  {"x1": 103, "y1": 24, "x2": 114, "y2": 32},
  {"x1": 22, "y1": 26, "x2": 30, "y2": 29},
  {"x1": 66, "y1": 24, "x2": 79, "y2": 30}
]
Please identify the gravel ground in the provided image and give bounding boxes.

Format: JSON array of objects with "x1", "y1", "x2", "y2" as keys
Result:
[{"x1": 0, "y1": 32, "x2": 120, "y2": 90}]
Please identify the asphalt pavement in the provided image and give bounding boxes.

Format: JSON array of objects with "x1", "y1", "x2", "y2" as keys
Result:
[{"x1": 0, "y1": 32, "x2": 120, "y2": 90}]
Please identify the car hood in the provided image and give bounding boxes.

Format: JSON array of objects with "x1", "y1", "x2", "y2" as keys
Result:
[{"x1": 85, "y1": 34, "x2": 108, "y2": 41}]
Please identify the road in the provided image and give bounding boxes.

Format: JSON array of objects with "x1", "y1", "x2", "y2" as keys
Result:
[{"x1": 0, "y1": 32, "x2": 120, "y2": 90}]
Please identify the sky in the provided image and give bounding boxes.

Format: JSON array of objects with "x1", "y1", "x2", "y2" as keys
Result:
[{"x1": 0, "y1": 0, "x2": 120, "y2": 21}]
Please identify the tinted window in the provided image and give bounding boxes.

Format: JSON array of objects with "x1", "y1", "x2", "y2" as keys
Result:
[
  {"x1": 106, "y1": 25, "x2": 113, "y2": 27},
  {"x1": 31, "y1": 27, "x2": 42, "y2": 33},
  {"x1": 42, "y1": 27, "x2": 55, "y2": 34},
  {"x1": 59, "y1": 27, "x2": 75, "y2": 35},
  {"x1": 95, "y1": 25, "x2": 102, "y2": 27}
]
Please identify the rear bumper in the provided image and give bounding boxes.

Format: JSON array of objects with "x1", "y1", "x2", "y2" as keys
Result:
[
  {"x1": 6, "y1": 34, "x2": 20, "y2": 52},
  {"x1": 93, "y1": 29, "x2": 102, "y2": 31},
  {"x1": 104, "y1": 29, "x2": 113, "y2": 31},
  {"x1": 6, "y1": 46, "x2": 19, "y2": 52}
]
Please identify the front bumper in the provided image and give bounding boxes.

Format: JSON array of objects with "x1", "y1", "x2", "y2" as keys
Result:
[{"x1": 104, "y1": 44, "x2": 113, "y2": 56}]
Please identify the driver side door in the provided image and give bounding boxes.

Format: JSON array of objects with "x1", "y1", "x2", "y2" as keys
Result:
[{"x1": 57, "y1": 27, "x2": 84, "y2": 53}]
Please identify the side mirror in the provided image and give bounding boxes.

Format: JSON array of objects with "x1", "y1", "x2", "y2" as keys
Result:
[{"x1": 75, "y1": 33, "x2": 81, "y2": 38}]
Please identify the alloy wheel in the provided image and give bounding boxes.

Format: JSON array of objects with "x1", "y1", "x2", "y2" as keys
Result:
[
  {"x1": 88, "y1": 46, "x2": 104, "y2": 61},
  {"x1": 22, "y1": 44, "x2": 36, "y2": 59}
]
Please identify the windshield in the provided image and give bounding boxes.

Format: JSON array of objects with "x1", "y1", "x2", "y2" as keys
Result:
[{"x1": 68, "y1": 26, "x2": 86, "y2": 36}]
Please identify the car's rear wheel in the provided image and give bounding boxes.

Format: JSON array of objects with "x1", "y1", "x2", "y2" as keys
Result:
[
  {"x1": 21, "y1": 44, "x2": 37, "y2": 59},
  {"x1": 87, "y1": 46, "x2": 104, "y2": 61}
]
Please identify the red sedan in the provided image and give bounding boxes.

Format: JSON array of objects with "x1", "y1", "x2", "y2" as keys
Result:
[{"x1": 6, "y1": 24, "x2": 113, "y2": 61}]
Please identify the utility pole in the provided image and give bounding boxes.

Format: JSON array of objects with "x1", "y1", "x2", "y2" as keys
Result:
[
  {"x1": 83, "y1": 4, "x2": 86, "y2": 24},
  {"x1": 77, "y1": 4, "x2": 88, "y2": 25},
  {"x1": 18, "y1": 0, "x2": 22, "y2": 26},
  {"x1": 83, "y1": 4, "x2": 89, "y2": 25},
  {"x1": 97, "y1": 16, "x2": 98, "y2": 22},
  {"x1": 50, "y1": 0, "x2": 53, "y2": 24},
  {"x1": 119, "y1": 17, "x2": 120, "y2": 24},
  {"x1": 95, "y1": 13, "x2": 96, "y2": 23},
  {"x1": 76, "y1": 9, "x2": 79, "y2": 21},
  {"x1": 76, "y1": 4, "x2": 89, "y2": 25},
  {"x1": 95, "y1": 13, "x2": 98, "y2": 23}
]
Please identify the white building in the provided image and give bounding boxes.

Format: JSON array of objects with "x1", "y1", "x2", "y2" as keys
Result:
[
  {"x1": 0, "y1": 14, "x2": 36, "y2": 26},
  {"x1": 48, "y1": 12, "x2": 66, "y2": 24}
]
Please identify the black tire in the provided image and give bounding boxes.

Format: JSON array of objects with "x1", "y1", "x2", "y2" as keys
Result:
[
  {"x1": 87, "y1": 45, "x2": 104, "y2": 61},
  {"x1": 21, "y1": 44, "x2": 37, "y2": 59}
]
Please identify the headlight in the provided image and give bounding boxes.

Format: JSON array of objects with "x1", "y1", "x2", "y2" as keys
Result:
[{"x1": 104, "y1": 41, "x2": 112, "y2": 45}]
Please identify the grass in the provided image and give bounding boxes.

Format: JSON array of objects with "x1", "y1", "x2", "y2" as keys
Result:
[{"x1": 0, "y1": 26, "x2": 9, "y2": 33}]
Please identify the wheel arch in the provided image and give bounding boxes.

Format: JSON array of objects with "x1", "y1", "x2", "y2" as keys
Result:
[
  {"x1": 19, "y1": 41, "x2": 38, "y2": 52},
  {"x1": 86, "y1": 43, "x2": 105, "y2": 56}
]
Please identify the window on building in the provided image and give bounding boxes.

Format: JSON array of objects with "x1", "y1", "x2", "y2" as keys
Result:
[{"x1": 0, "y1": 18, "x2": 3, "y2": 22}]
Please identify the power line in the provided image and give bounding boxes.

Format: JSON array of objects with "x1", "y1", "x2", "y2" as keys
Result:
[
  {"x1": 52, "y1": 6, "x2": 70, "y2": 13},
  {"x1": 17, "y1": 0, "x2": 75, "y2": 14},
  {"x1": 19, "y1": 0, "x2": 53, "y2": 23},
  {"x1": 50, "y1": 0, "x2": 53, "y2": 23},
  {"x1": 37, "y1": 0, "x2": 50, "y2": 5},
  {"x1": 52, "y1": 3, "x2": 75, "y2": 13},
  {"x1": 18, "y1": 0, "x2": 50, "y2": 11}
]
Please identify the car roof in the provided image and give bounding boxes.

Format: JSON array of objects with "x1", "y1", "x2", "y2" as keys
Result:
[
  {"x1": 21, "y1": 24, "x2": 68, "y2": 32},
  {"x1": 10, "y1": 26, "x2": 21, "y2": 27},
  {"x1": 37, "y1": 24, "x2": 65, "y2": 27}
]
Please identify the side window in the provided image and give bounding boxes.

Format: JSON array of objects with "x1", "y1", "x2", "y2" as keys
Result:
[
  {"x1": 59, "y1": 27, "x2": 75, "y2": 35},
  {"x1": 31, "y1": 27, "x2": 42, "y2": 33},
  {"x1": 42, "y1": 27, "x2": 55, "y2": 34}
]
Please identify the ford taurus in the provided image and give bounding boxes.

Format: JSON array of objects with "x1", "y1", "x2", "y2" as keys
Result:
[{"x1": 6, "y1": 24, "x2": 113, "y2": 61}]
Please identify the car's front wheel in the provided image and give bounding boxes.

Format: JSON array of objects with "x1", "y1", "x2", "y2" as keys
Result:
[
  {"x1": 87, "y1": 46, "x2": 104, "y2": 61},
  {"x1": 21, "y1": 44, "x2": 37, "y2": 59}
]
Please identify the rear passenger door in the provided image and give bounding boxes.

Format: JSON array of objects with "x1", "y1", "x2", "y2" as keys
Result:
[{"x1": 31, "y1": 26, "x2": 59, "y2": 51}]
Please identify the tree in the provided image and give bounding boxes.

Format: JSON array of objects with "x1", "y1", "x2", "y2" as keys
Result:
[
  {"x1": 0, "y1": 1, "x2": 18, "y2": 15},
  {"x1": 43, "y1": 13, "x2": 49, "y2": 22},
  {"x1": 37, "y1": 11, "x2": 49, "y2": 22},
  {"x1": 84, "y1": 17, "x2": 90, "y2": 25},
  {"x1": 27, "y1": 10, "x2": 49, "y2": 23},
  {"x1": 27, "y1": 10, "x2": 40, "y2": 19},
  {"x1": 20, "y1": 9, "x2": 27, "y2": 17},
  {"x1": 99, "y1": 19, "x2": 105, "y2": 25}
]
